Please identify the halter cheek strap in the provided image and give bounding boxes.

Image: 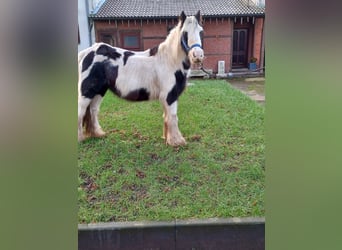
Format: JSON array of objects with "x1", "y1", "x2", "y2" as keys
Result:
[{"x1": 181, "y1": 35, "x2": 202, "y2": 54}]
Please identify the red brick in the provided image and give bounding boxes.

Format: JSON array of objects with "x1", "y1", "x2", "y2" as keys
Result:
[{"x1": 94, "y1": 17, "x2": 264, "y2": 73}]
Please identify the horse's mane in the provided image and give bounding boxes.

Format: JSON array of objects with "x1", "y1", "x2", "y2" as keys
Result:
[
  {"x1": 165, "y1": 21, "x2": 182, "y2": 45},
  {"x1": 156, "y1": 20, "x2": 184, "y2": 63}
]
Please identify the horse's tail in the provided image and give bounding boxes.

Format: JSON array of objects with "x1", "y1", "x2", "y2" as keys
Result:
[{"x1": 83, "y1": 106, "x2": 94, "y2": 135}]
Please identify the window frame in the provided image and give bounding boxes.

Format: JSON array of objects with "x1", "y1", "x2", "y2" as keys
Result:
[{"x1": 120, "y1": 30, "x2": 141, "y2": 50}]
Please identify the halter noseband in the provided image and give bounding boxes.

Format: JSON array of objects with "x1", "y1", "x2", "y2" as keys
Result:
[{"x1": 181, "y1": 35, "x2": 202, "y2": 54}]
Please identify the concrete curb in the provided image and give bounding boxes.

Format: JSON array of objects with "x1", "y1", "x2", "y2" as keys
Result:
[{"x1": 78, "y1": 217, "x2": 265, "y2": 250}]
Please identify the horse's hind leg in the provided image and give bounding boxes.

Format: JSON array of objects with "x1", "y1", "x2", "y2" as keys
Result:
[
  {"x1": 162, "y1": 112, "x2": 167, "y2": 139},
  {"x1": 78, "y1": 96, "x2": 92, "y2": 142},
  {"x1": 89, "y1": 94, "x2": 106, "y2": 138}
]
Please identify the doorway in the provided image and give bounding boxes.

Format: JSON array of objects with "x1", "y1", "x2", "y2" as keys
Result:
[{"x1": 232, "y1": 29, "x2": 248, "y2": 68}]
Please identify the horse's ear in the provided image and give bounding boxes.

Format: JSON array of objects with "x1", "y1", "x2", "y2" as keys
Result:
[
  {"x1": 179, "y1": 11, "x2": 186, "y2": 24},
  {"x1": 195, "y1": 10, "x2": 202, "y2": 24}
]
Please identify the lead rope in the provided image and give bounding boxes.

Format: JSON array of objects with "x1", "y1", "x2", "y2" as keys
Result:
[{"x1": 199, "y1": 63, "x2": 214, "y2": 78}]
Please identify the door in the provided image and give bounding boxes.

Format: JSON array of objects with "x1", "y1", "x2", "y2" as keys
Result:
[
  {"x1": 97, "y1": 29, "x2": 117, "y2": 47},
  {"x1": 99, "y1": 33, "x2": 116, "y2": 46},
  {"x1": 232, "y1": 29, "x2": 248, "y2": 68}
]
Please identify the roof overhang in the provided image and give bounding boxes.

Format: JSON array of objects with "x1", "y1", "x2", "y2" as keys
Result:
[{"x1": 89, "y1": 13, "x2": 265, "y2": 21}]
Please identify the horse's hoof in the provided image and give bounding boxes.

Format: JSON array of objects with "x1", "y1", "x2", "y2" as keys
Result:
[
  {"x1": 92, "y1": 129, "x2": 106, "y2": 138},
  {"x1": 166, "y1": 137, "x2": 187, "y2": 147},
  {"x1": 78, "y1": 135, "x2": 86, "y2": 142}
]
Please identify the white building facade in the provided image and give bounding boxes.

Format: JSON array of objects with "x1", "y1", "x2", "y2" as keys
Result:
[{"x1": 78, "y1": 0, "x2": 104, "y2": 52}]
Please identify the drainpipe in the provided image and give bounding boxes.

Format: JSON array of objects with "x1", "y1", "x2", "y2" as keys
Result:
[
  {"x1": 259, "y1": 17, "x2": 265, "y2": 74},
  {"x1": 85, "y1": 0, "x2": 92, "y2": 46},
  {"x1": 88, "y1": 20, "x2": 94, "y2": 46}
]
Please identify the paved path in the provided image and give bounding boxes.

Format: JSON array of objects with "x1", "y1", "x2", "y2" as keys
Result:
[{"x1": 228, "y1": 77, "x2": 265, "y2": 104}]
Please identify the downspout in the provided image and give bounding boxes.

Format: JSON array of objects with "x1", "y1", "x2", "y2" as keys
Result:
[
  {"x1": 229, "y1": 17, "x2": 233, "y2": 73},
  {"x1": 259, "y1": 17, "x2": 265, "y2": 74},
  {"x1": 88, "y1": 20, "x2": 94, "y2": 46},
  {"x1": 85, "y1": 0, "x2": 92, "y2": 46}
]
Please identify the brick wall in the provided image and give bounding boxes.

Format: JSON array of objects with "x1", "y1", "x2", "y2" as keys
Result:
[
  {"x1": 201, "y1": 18, "x2": 233, "y2": 73},
  {"x1": 253, "y1": 18, "x2": 264, "y2": 68},
  {"x1": 94, "y1": 19, "x2": 170, "y2": 50},
  {"x1": 94, "y1": 17, "x2": 264, "y2": 73}
]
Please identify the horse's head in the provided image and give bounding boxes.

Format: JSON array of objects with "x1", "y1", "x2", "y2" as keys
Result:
[{"x1": 179, "y1": 11, "x2": 204, "y2": 65}]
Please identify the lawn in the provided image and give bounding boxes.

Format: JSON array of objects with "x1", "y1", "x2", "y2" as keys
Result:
[{"x1": 78, "y1": 79, "x2": 265, "y2": 223}]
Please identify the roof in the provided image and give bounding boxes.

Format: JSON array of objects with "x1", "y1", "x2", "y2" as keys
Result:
[{"x1": 91, "y1": 0, "x2": 265, "y2": 20}]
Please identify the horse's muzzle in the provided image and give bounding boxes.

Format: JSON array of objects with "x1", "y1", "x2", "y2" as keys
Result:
[{"x1": 190, "y1": 47, "x2": 204, "y2": 64}]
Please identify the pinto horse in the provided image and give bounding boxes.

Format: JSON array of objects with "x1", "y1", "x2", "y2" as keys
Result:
[{"x1": 78, "y1": 11, "x2": 204, "y2": 146}]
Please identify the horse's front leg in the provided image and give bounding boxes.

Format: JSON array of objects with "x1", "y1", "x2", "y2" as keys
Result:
[{"x1": 162, "y1": 101, "x2": 186, "y2": 146}]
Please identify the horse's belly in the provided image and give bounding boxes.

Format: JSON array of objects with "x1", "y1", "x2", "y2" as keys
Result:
[{"x1": 116, "y1": 73, "x2": 159, "y2": 101}]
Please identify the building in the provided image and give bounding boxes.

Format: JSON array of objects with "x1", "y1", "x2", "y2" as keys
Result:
[
  {"x1": 88, "y1": 0, "x2": 265, "y2": 74},
  {"x1": 78, "y1": 0, "x2": 104, "y2": 51}
]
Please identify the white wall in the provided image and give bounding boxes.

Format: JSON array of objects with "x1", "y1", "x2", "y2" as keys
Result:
[
  {"x1": 258, "y1": 0, "x2": 265, "y2": 7},
  {"x1": 78, "y1": 0, "x2": 90, "y2": 51},
  {"x1": 249, "y1": 0, "x2": 265, "y2": 7},
  {"x1": 78, "y1": 0, "x2": 104, "y2": 51}
]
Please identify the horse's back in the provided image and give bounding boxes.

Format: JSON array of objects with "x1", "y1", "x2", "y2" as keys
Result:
[{"x1": 79, "y1": 43, "x2": 150, "y2": 62}]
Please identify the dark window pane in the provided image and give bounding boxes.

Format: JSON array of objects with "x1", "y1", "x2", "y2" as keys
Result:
[
  {"x1": 124, "y1": 36, "x2": 138, "y2": 47},
  {"x1": 233, "y1": 31, "x2": 238, "y2": 50},
  {"x1": 102, "y1": 35, "x2": 115, "y2": 46},
  {"x1": 239, "y1": 31, "x2": 245, "y2": 50}
]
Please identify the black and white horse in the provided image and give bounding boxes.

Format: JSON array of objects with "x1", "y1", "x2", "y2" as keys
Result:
[{"x1": 78, "y1": 11, "x2": 204, "y2": 146}]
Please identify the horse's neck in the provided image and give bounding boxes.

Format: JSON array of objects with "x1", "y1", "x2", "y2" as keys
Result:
[{"x1": 158, "y1": 29, "x2": 186, "y2": 68}]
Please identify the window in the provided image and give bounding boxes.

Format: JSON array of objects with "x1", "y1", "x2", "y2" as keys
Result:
[
  {"x1": 100, "y1": 34, "x2": 116, "y2": 46},
  {"x1": 96, "y1": 28, "x2": 117, "y2": 46},
  {"x1": 120, "y1": 31, "x2": 141, "y2": 50}
]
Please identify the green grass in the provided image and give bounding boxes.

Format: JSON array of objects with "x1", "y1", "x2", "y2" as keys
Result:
[{"x1": 78, "y1": 79, "x2": 265, "y2": 223}]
